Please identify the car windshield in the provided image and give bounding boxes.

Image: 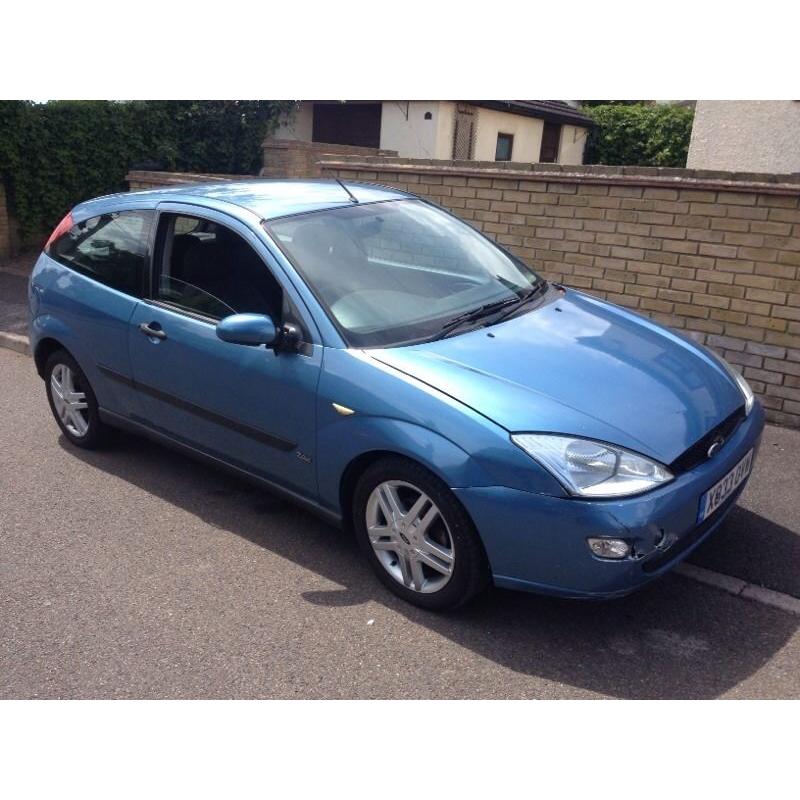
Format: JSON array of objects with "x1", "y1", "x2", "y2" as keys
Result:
[{"x1": 264, "y1": 199, "x2": 543, "y2": 347}]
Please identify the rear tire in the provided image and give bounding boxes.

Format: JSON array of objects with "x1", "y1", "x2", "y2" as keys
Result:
[
  {"x1": 353, "y1": 456, "x2": 489, "y2": 610},
  {"x1": 44, "y1": 349, "x2": 109, "y2": 450}
]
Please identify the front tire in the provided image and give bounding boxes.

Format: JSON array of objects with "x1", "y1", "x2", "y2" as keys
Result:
[
  {"x1": 44, "y1": 350, "x2": 108, "y2": 449},
  {"x1": 353, "y1": 456, "x2": 489, "y2": 610}
]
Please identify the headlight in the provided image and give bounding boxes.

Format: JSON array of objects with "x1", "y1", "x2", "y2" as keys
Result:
[
  {"x1": 511, "y1": 434, "x2": 673, "y2": 498},
  {"x1": 717, "y1": 355, "x2": 754, "y2": 416}
]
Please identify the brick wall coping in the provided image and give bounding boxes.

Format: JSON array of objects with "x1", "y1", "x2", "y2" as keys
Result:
[
  {"x1": 263, "y1": 139, "x2": 397, "y2": 156},
  {"x1": 127, "y1": 170, "x2": 246, "y2": 186},
  {"x1": 318, "y1": 157, "x2": 800, "y2": 197},
  {"x1": 128, "y1": 164, "x2": 800, "y2": 198}
]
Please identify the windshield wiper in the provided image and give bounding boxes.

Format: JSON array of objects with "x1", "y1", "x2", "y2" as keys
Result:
[
  {"x1": 433, "y1": 279, "x2": 549, "y2": 341},
  {"x1": 491, "y1": 279, "x2": 549, "y2": 324},
  {"x1": 435, "y1": 296, "x2": 520, "y2": 338}
]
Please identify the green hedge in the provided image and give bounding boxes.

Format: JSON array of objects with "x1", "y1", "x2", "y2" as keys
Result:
[
  {"x1": 0, "y1": 100, "x2": 294, "y2": 241},
  {"x1": 583, "y1": 103, "x2": 695, "y2": 168}
]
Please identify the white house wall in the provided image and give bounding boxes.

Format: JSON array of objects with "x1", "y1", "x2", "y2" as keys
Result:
[
  {"x1": 379, "y1": 101, "x2": 441, "y2": 158},
  {"x1": 559, "y1": 124, "x2": 589, "y2": 166},
  {"x1": 435, "y1": 101, "x2": 457, "y2": 159},
  {"x1": 471, "y1": 107, "x2": 545, "y2": 162}
]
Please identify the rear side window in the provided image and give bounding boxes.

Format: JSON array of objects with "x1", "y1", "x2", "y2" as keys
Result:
[{"x1": 48, "y1": 210, "x2": 154, "y2": 297}]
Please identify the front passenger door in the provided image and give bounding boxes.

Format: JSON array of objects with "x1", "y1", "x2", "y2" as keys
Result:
[{"x1": 127, "y1": 206, "x2": 322, "y2": 499}]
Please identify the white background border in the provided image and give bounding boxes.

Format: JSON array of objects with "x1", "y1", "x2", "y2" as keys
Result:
[{"x1": 2, "y1": 1, "x2": 796, "y2": 796}]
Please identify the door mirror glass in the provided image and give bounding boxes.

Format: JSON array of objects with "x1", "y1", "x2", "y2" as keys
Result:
[{"x1": 216, "y1": 313, "x2": 278, "y2": 347}]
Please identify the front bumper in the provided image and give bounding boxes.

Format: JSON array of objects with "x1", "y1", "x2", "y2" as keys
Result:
[{"x1": 454, "y1": 402, "x2": 766, "y2": 599}]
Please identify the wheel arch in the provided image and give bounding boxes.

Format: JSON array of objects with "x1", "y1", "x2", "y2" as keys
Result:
[
  {"x1": 337, "y1": 441, "x2": 489, "y2": 535},
  {"x1": 34, "y1": 336, "x2": 70, "y2": 378},
  {"x1": 321, "y1": 414, "x2": 497, "y2": 529},
  {"x1": 339, "y1": 449, "x2": 401, "y2": 532}
]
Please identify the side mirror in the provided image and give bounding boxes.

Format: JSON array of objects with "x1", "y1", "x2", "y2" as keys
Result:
[{"x1": 216, "y1": 313, "x2": 278, "y2": 347}]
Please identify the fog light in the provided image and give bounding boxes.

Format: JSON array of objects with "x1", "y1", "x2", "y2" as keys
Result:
[{"x1": 587, "y1": 538, "x2": 631, "y2": 560}]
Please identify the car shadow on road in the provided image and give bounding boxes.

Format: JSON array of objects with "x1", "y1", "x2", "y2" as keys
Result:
[
  {"x1": 688, "y1": 506, "x2": 800, "y2": 599},
  {"x1": 59, "y1": 432, "x2": 799, "y2": 699}
]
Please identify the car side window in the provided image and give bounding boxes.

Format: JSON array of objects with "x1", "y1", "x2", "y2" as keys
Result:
[
  {"x1": 48, "y1": 210, "x2": 154, "y2": 297},
  {"x1": 155, "y1": 214, "x2": 283, "y2": 322}
]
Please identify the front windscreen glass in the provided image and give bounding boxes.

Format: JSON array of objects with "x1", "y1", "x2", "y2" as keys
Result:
[{"x1": 265, "y1": 199, "x2": 543, "y2": 347}]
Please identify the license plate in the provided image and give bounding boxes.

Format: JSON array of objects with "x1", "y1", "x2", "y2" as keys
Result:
[{"x1": 697, "y1": 449, "x2": 753, "y2": 523}]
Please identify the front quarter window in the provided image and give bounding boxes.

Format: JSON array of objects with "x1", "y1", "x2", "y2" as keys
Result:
[{"x1": 265, "y1": 199, "x2": 542, "y2": 347}]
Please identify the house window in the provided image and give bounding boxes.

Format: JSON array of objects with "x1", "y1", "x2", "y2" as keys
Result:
[
  {"x1": 539, "y1": 122, "x2": 561, "y2": 163},
  {"x1": 495, "y1": 133, "x2": 514, "y2": 162}
]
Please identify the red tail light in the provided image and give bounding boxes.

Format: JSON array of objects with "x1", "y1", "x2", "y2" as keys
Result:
[{"x1": 45, "y1": 211, "x2": 74, "y2": 250}]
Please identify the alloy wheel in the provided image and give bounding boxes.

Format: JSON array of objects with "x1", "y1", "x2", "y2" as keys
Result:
[
  {"x1": 50, "y1": 363, "x2": 89, "y2": 438},
  {"x1": 365, "y1": 480, "x2": 455, "y2": 593}
]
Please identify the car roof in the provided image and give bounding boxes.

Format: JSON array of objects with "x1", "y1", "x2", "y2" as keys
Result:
[{"x1": 72, "y1": 179, "x2": 414, "y2": 222}]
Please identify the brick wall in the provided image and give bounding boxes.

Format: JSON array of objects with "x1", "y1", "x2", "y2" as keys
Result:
[
  {"x1": 318, "y1": 157, "x2": 800, "y2": 427},
  {"x1": 261, "y1": 139, "x2": 397, "y2": 179}
]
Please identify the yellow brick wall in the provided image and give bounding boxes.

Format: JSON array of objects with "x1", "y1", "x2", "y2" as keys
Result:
[{"x1": 261, "y1": 140, "x2": 396, "y2": 179}]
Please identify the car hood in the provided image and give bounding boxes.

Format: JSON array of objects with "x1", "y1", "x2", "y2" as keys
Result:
[{"x1": 368, "y1": 289, "x2": 744, "y2": 464}]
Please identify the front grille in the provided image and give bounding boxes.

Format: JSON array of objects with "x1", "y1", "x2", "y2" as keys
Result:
[{"x1": 669, "y1": 406, "x2": 746, "y2": 475}]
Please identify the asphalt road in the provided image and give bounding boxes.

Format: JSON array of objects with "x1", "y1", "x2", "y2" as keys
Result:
[{"x1": 1, "y1": 346, "x2": 799, "y2": 698}]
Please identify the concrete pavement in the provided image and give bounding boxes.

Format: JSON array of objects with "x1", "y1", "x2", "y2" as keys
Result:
[
  {"x1": 0, "y1": 270, "x2": 28, "y2": 336},
  {"x1": 0, "y1": 267, "x2": 30, "y2": 354},
  {"x1": 1, "y1": 346, "x2": 799, "y2": 698}
]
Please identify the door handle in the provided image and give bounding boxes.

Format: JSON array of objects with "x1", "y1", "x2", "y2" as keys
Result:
[{"x1": 139, "y1": 322, "x2": 167, "y2": 340}]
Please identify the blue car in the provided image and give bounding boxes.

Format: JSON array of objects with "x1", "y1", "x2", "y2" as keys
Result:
[{"x1": 29, "y1": 179, "x2": 764, "y2": 609}]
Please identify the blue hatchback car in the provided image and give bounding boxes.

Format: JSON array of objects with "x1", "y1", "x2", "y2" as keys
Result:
[{"x1": 30, "y1": 179, "x2": 764, "y2": 609}]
